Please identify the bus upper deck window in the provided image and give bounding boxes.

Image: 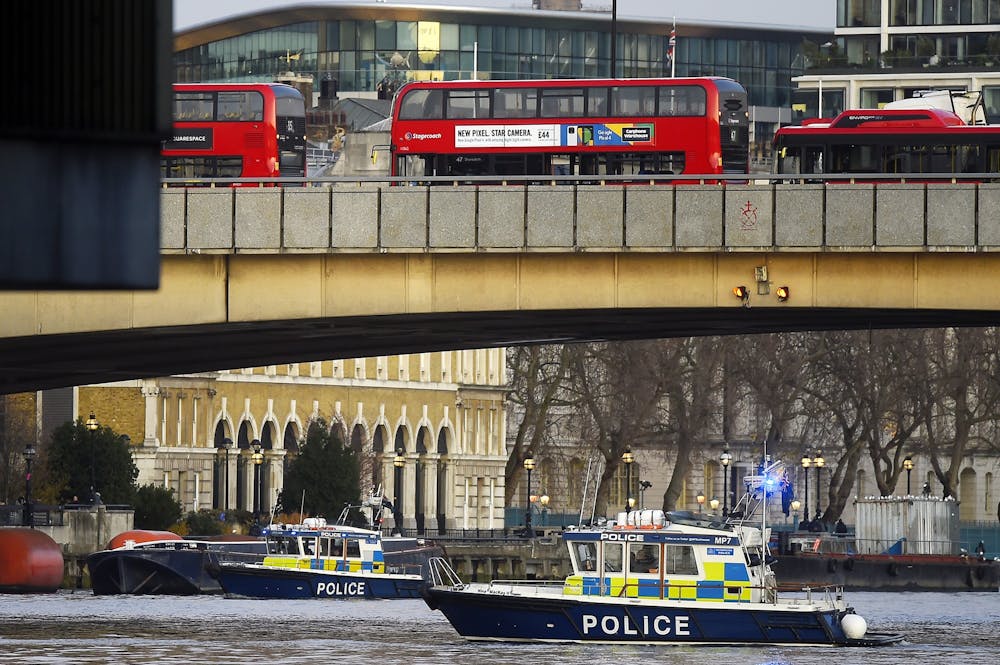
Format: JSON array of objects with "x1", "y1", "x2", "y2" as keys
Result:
[{"x1": 399, "y1": 89, "x2": 443, "y2": 120}]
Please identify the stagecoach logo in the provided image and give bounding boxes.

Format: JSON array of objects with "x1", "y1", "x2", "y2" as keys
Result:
[
  {"x1": 164, "y1": 129, "x2": 213, "y2": 151},
  {"x1": 740, "y1": 200, "x2": 758, "y2": 230},
  {"x1": 405, "y1": 132, "x2": 443, "y2": 141}
]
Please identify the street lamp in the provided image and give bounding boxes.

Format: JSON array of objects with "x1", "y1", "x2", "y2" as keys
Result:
[
  {"x1": 621, "y1": 448, "x2": 635, "y2": 512},
  {"x1": 719, "y1": 448, "x2": 732, "y2": 515},
  {"x1": 393, "y1": 448, "x2": 406, "y2": 534},
  {"x1": 523, "y1": 452, "x2": 535, "y2": 536},
  {"x1": 85, "y1": 413, "x2": 99, "y2": 504},
  {"x1": 638, "y1": 480, "x2": 652, "y2": 510},
  {"x1": 23, "y1": 444, "x2": 36, "y2": 527},
  {"x1": 813, "y1": 450, "x2": 825, "y2": 521},
  {"x1": 709, "y1": 497, "x2": 719, "y2": 513},
  {"x1": 540, "y1": 494, "x2": 550, "y2": 527},
  {"x1": 696, "y1": 492, "x2": 705, "y2": 512},
  {"x1": 903, "y1": 455, "x2": 914, "y2": 495},
  {"x1": 801, "y1": 452, "x2": 812, "y2": 522},
  {"x1": 217, "y1": 438, "x2": 232, "y2": 512},
  {"x1": 791, "y1": 499, "x2": 802, "y2": 528},
  {"x1": 251, "y1": 439, "x2": 264, "y2": 516}
]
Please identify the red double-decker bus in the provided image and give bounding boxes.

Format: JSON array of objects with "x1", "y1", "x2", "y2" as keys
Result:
[
  {"x1": 773, "y1": 108, "x2": 1000, "y2": 178},
  {"x1": 390, "y1": 77, "x2": 749, "y2": 180},
  {"x1": 162, "y1": 83, "x2": 307, "y2": 181}
]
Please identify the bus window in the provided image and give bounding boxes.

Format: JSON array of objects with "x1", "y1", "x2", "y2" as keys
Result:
[
  {"x1": 446, "y1": 89, "x2": 489, "y2": 119},
  {"x1": 398, "y1": 89, "x2": 443, "y2": 120},
  {"x1": 775, "y1": 146, "x2": 801, "y2": 174},
  {"x1": 927, "y1": 144, "x2": 957, "y2": 172},
  {"x1": 987, "y1": 147, "x2": 1000, "y2": 173},
  {"x1": 175, "y1": 92, "x2": 213, "y2": 121},
  {"x1": 658, "y1": 85, "x2": 707, "y2": 116},
  {"x1": 217, "y1": 91, "x2": 263, "y2": 121},
  {"x1": 586, "y1": 87, "x2": 609, "y2": 116},
  {"x1": 493, "y1": 88, "x2": 537, "y2": 118},
  {"x1": 612, "y1": 86, "x2": 656, "y2": 116},
  {"x1": 539, "y1": 88, "x2": 585, "y2": 117}
]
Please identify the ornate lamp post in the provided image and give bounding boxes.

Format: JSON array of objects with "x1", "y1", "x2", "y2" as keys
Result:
[
  {"x1": 523, "y1": 452, "x2": 535, "y2": 536},
  {"x1": 696, "y1": 492, "x2": 705, "y2": 512},
  {"x1": 709, "y1": 497, "x2": 720, "y2": 513},
  {"x1": 719, "y1": 448, "x2": 732, "y2": 515},
  {"x1": 903, "y1": 455, "x2": 914, "y2": 495},
  {"x1": 791, "y1": 499, "x2": 802, "y2": 528},
  {"x1": 800, "y1": 451, "x2": 812, "y2": 522},
  {"x1": 393, "y1": 448, "x2": 406, "y2": 534},
  {"x1": 85, "y1": 413, "x2": 99, "y2": 504},
  {"x1": 621, "y1": 448, "x2": 635, "y2": 512},
  {"x1": 813, "y1": 450, "x2": 825, "y2": 521},
  {"x1": 540, "y1": 494, "x2": 550, "y2": 527},
  {"x1": 23, "y1": 444, "x2": 36, "y2": 527},
  {"x1": 251, "y1": 439, "x2": 264, "y2": 516}
]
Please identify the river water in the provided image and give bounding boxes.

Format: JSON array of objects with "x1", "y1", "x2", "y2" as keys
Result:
[{"x1": 0, "y1": 591, "x2": 997, "y2": 664}]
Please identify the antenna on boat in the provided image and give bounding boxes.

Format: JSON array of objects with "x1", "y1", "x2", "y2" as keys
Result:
[{"x1": 299, "y1": 490, "x2": 306, "y2": 520}]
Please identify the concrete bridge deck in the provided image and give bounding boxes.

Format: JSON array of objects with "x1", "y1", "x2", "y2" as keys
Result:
[{"x1": 3, "y1": 176, "x2": 1000, "y2": 393}]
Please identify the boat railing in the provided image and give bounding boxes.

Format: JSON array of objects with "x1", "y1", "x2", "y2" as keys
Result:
[
  {"x1": 602, "y1": 579, "x2": 843, "y2": 607},
  {"x1": 775, "y1": 583, "x2": 846, "y2": 608},
  {"x1": 485, "y1": 579, "x2": 567, "y2": 595},
  {"x1": 427, "y1": 556, "x2": 465, "y2": 588}
]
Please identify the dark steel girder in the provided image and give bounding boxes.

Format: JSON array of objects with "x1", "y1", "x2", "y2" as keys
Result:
[{"x1": 3, "y1": 307, "x2": 1000, "y2": 395}]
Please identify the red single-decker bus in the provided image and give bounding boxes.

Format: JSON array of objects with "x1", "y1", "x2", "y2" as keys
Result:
[{"x1": 773, "y1": 108, "x2": 1000, "y2": 179}]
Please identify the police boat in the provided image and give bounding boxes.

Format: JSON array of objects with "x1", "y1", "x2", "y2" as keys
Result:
[
  {"x1": 209, "y1": 517, "x2": 429, "y2": 599},
  {"x1": 422, "y1": 460, "x2": 903, "y2": 646}
]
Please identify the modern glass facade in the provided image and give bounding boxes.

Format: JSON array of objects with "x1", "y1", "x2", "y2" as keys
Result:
[
  {"x1": 174, "y1": 6, "x2": 824, "y2": 110},
  {"x1": 798, "y1": 0, "x2": 1000, "y2": 122},
  {"x1": 834, "y1": 0, "x2": 1000, "y2": 68}
]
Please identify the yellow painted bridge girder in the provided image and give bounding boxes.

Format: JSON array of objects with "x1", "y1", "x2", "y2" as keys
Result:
[{"x1": 4, "y1": 251, "x2": 999, "y2": 339}]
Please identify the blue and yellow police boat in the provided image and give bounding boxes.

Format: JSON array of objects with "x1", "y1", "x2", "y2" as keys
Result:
[
  {"x1": 209, "y1": 518, "x2": 428, "y2": 599},
  {"x1": 423, "y1": 463, "x2": 903, "y2": 646}
]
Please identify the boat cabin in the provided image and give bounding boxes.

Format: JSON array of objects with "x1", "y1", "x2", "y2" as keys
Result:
[
  {"x1": 562, "y1": 509, "x2": 772, "y2": 603},
  {"x1": 261, "y1": 518, "x2": 386, "y2": 573}
]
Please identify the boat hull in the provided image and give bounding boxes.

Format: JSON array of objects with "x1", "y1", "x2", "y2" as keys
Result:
[
  {"x1": 87, "y1": 539, "x2": 267, "y2": 595},
  {"x1": 422, "y1": 586, "x2": 900, "y2": 646},
  {"x1": 774, "y1": 554, "x2": 999, "y2": 591},
  {"x1": 88, "y1": 548, "x2": 223, "y2": 595},
  {"x1": 213, "y1": 563, "x2": 427, "y2": 599}
]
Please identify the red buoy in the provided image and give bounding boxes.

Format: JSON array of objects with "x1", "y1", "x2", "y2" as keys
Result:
[
  {"x1": 106, "y1": 530, "x2": 183, "y2": 550},
  {"x1": 0, "y1": 528, "x2": 64, "y2": 592}
]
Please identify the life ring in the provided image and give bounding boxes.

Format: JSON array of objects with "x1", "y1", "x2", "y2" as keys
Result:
[
  {"x1": 844, "y1": 558, "x2": 855, "y2": 571},
  {"x1": 827, "y1": 559, "x2": 839, "y2": 573},
  {"x1": 887, "y1": 562, "x2": 899, "y2": 577}
]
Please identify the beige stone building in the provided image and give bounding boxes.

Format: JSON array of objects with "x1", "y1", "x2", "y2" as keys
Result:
[{"x1": 65, "y1": 350, "x2": 508, "y2": 533}]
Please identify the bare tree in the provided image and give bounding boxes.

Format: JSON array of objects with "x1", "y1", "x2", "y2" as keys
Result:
[
  {"x1": 566, "y1": 340, "x2": 672, "y2": 517},
  {"x1": 914, "y1": 327, "x2": 1000, "y2": 497},
  {"x1": 505, "y1": 345, "x2": 574, "y2": 506},
  {"x1": 655, "y1": 337, "x2": 725, "y2": 512}
]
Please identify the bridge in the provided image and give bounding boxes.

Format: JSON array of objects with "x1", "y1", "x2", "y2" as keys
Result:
[{"x1": 4, "y1": 175, "x2": 1000, "y2": 393}]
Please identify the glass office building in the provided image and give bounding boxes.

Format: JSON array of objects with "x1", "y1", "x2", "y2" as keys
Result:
[
  {"x1": 174, "y1": 4, "x2": 829, "y2": 112},
  {"x1": 793, "y1": 0, "x2": 1000, "y2": 121}
]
